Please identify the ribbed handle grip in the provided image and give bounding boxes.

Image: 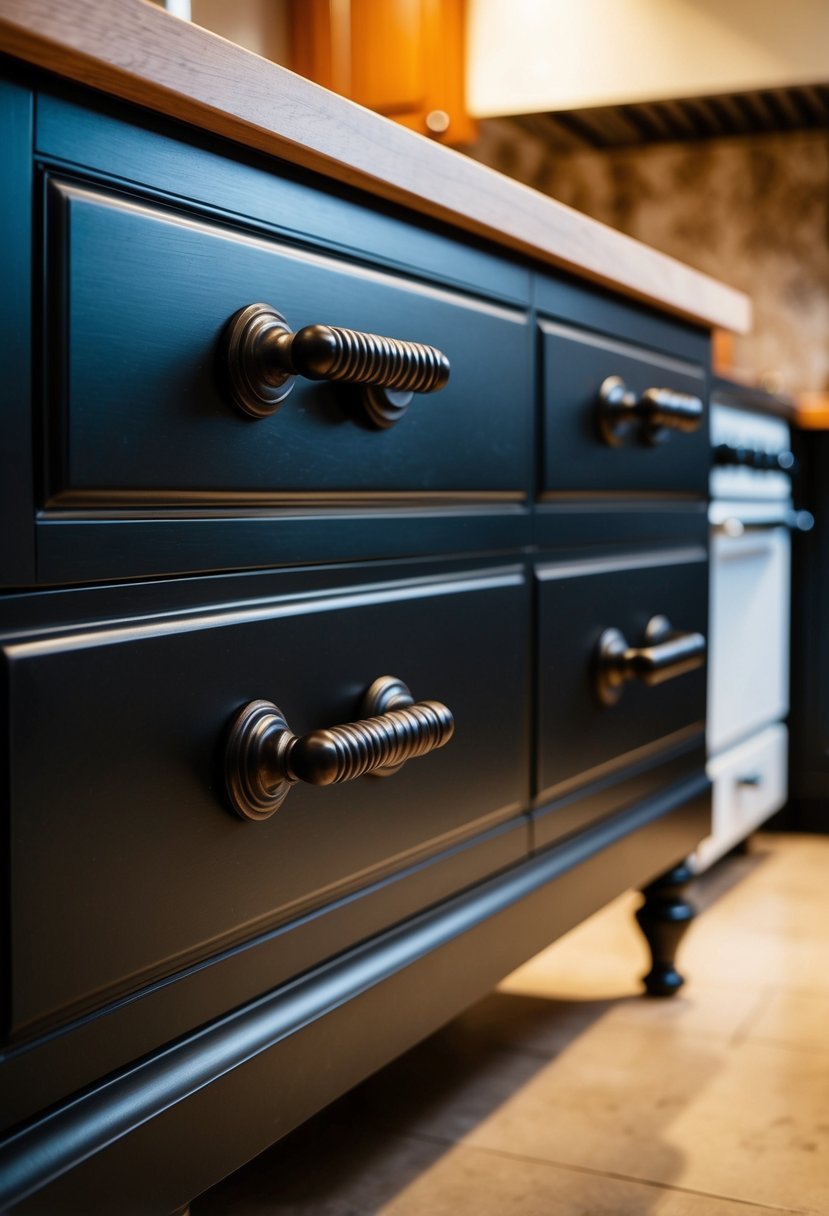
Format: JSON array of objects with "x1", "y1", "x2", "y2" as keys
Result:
[
  {"x1": 289, "y1": 700, "x2": 454, "y2": 786},
  {"x1": 595, "y1": 615, "x2": 705, "y2": 706},
  {"x1": 224, "y1": 677, "x2": 454, "y2": 820},
  {"x1": 598, "y1": 375, "x2": 703, "y2": 447},
  {"x1": 222, "y1": 303, "x2": 450, "y2": 421},
  {"x1": 283, "y1": 324, "x2": 450, "y2": 393}
]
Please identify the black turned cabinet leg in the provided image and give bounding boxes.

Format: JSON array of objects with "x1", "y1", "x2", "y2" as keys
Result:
[{"x1": 635, "y1": 861, "x2": 696, "y2": 997}]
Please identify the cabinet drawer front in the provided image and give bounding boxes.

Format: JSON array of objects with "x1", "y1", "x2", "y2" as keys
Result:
[
  {"x1": 536, "y1": 547, "x2": 707, "y2": 802},
  {"x1": 45, "y1": 179, "x2": 531, "y2": 506},
  {"x1": 540, "y1": 320, "x2": 708, "y2": 495},
  {"x1": 5, "y1": 567, "x2": 529, "y2": 1039},
  {"x1": 696, "y1": 723, "x2": 788, "y2": 870}
]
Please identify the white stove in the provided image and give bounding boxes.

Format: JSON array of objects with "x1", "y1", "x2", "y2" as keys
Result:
[
  {"x1": 711, "y1": 405, "x2": 794, "y2": 503},
  {"x1": 692, "y1": 398, "x2": 811, "y2": 870}
]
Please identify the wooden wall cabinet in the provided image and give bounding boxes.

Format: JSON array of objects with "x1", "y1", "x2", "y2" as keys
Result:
[{"x1": 290, "y1": 0, "x2": 476, "y2": 145}]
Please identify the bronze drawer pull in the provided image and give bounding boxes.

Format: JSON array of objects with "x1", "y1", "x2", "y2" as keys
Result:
[
  {"x1": 225, "y1": 675, "x2": 454, "y2": 820},
  {"x1": 597, "y1": 375, "x2": 703, "y2": 447},
  {"x1": 595, "y1": 614, "x2": 706, "y2": 706},
  {"x1": 222, "y1": 303, "x2": 450, "y2": 427}
]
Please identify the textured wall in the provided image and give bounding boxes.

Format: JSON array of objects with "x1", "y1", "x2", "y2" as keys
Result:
[{"x1": 467, "y1": 121, "x2": 829, "y2": 394}]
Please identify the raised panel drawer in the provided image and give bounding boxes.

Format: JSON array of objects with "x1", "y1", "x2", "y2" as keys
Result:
[
  {"x1": 44, "y1": 177, "x2": 532, "y2": 507},
  {"x1": 539, "y1": 319, "x2": 708, "y2": 495},
  {"x1": 3, "y1": 564, "x2": 530, "y2": 1040},
  {"x1": 535, "y1": 545, "x2": 707, "y2": 805}
]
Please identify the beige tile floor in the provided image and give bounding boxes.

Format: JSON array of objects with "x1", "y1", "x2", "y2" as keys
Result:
[{"x1": 194, "y1": 833, "x2": 829, "y2": 1215}]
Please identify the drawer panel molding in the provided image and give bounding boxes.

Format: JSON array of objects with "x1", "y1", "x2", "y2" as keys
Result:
[
  {"x1": 539, "y1": 318, "x2": 708, "y2": 496},
  {"x1": 44, "y1": 178, "x2": 532, "y2": 507},
  {"x1": 4, "y1": 565, "x2": 530, "y2": 1040},
  {"x1": 535, "y1": 545, "x2": 708, "y2": 804}
]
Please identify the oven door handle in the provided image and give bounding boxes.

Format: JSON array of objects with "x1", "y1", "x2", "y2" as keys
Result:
[
  {"x1": 595, "y1": 615, "x2": 706, "y2": 706},
  {"x1": 714, "y1": 509, "x2": 814, "y2": 536}
]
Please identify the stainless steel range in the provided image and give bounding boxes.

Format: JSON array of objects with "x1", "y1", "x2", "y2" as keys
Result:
[{"x1": 693, "y1": 389, "x2": 812, "y2": 870}]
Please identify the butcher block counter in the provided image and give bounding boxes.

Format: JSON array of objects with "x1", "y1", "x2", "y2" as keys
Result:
[{"x1": 0, "y1": 4, "x2": 749, "y2": 1212}]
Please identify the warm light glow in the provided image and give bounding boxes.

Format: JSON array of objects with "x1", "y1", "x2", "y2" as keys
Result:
[{"x1": 467, "y1": 0, "x2": 829, "y2": 116}]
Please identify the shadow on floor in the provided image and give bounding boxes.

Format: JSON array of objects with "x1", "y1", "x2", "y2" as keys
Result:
[
  {"x1": 192, "y1": 988, "x2": 724, "y2": 1212},
  {"x1": 191, "y1": 848, "x2": 775, "y2": 1214},
  {"x1": 691, "y1": 840, "x2": 774, "y2": 914}
]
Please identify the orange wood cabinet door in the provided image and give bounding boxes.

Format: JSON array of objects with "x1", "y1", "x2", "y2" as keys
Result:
[{"x1": 290, "y1": 0, "x2": 476, "y2": 145}]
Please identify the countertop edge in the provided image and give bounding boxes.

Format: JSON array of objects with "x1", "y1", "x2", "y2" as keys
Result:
[{"x1": 0, "y1": 0, "x2": 751, "y2": 334}]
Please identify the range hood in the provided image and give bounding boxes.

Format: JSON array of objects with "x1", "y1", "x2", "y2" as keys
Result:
[
  {"x1": 467, "y1": 0, "x2": 829, "y2": 144},
  {"x1": 507, "y1": 84, "x2": 829, "y2": 150}
]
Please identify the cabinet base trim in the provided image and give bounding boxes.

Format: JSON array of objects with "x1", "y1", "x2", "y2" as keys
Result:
[{"x1": 0, "y1": 771, "x2": 708, "y2": 1211}]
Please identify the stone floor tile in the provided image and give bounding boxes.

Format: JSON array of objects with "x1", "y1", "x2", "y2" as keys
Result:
[
  {"x1": 741, "y1": 987, "x2": 829, "y2": 1054},
  {"x1": 195, "y1": 1121, "x2": 809, "y2": 1216}
]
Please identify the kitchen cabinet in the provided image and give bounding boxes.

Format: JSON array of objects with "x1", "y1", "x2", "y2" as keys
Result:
[
  {"x1": 0, "y1": 3, "x2": 749, "y2": 1210},
  {"x1": 290, "y1": 0, "x2": 476, "y2": 144}
]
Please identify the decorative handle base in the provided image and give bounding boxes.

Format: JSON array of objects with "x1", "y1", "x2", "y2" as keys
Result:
[
  {"x1": 221, "y1": 304, "x2": 450, "y2": 427},
  {"x1": 224, "y1": 676, "x2": 454, "y2": 821}
]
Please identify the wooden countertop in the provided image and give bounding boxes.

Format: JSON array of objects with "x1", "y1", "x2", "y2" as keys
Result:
[{"x1": 0, "y1": 0, "x2": 751, "y2": 333}]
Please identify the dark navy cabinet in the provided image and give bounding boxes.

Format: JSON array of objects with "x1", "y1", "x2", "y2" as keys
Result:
[
  {"x1": 5, "y1": 562, "x2": 531, "y2": 1045},
  {"x1": 0, "y1": 66, "x2": 713, "y2": 1214},
  {"x1": 45, "y1": 176, "x2": 532, "y2": 508}
]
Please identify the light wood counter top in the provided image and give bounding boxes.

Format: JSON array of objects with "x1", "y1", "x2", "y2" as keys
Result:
[{"x1": 0, "y1": 0, "x2": 751, "y2": 333}]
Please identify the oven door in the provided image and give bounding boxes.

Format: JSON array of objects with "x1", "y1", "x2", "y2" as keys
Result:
[{"x1": 707, "y1": 504, "x2": 791, "y2": 755}]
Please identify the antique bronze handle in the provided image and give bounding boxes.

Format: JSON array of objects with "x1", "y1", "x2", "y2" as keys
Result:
[
  {"x1": 595, "y1": 615, "x2": 706, "y2": 706},
  {"x1": 225, "y1": 675, "x2": 455, "y2": 820},
  {"x1": 222, "y1": 303, "x2": 451, "y2": 427},
  {"x1": 597, "y1": 375, "x2": 703, "y2": 446}
]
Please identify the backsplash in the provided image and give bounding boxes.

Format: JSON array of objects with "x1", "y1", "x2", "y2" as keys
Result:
[{"x1": 467, "y1": 121, "x2": 829, "y2": 395}]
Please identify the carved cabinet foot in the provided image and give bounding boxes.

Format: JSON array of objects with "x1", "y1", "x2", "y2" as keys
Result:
[{"x1": 635, "y1": 861, "x2": 696, "y2": 997}]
